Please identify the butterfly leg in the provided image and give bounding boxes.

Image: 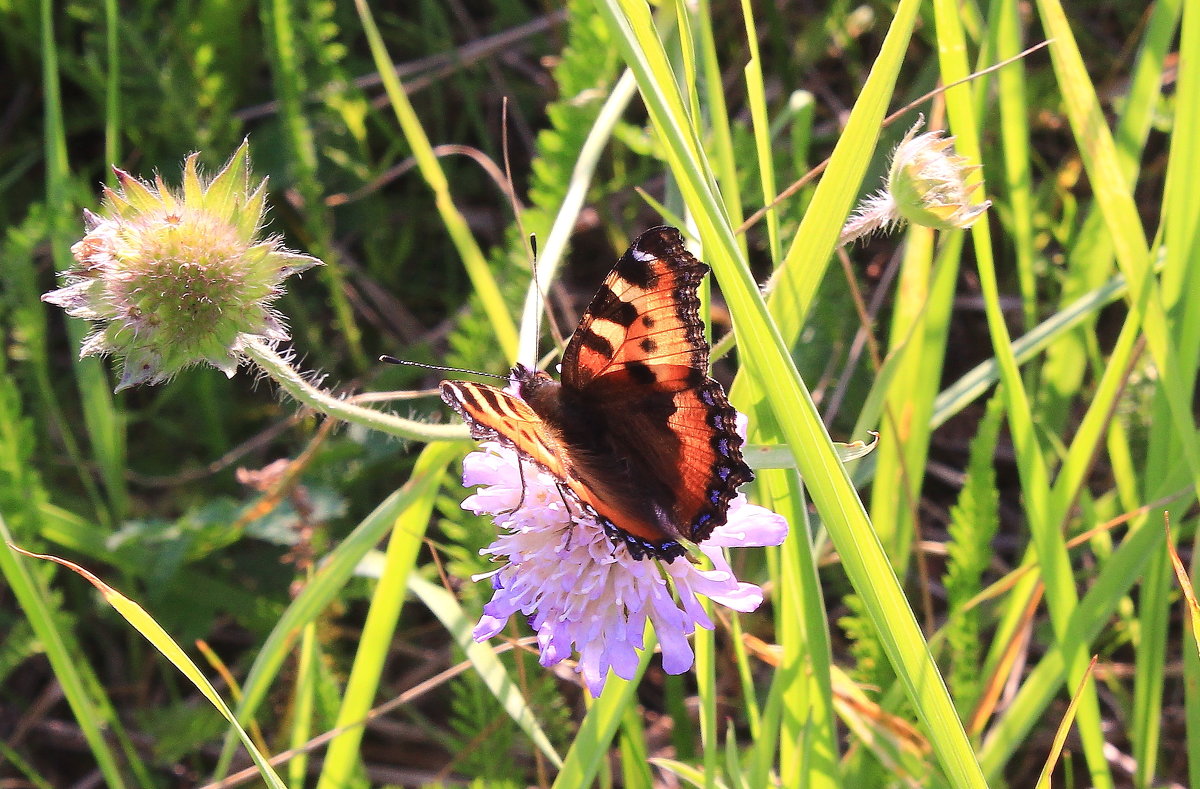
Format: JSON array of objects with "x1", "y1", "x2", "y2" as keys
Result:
[
  {"x1": 553, "y1": 482, "x2": 579, "y2": 550},
  {"x1": 504, "y1": 455, "x2": 532, "y2": 515},
  {"x1": 496, "y1": 458, "x2": 531, "y2": 516}
]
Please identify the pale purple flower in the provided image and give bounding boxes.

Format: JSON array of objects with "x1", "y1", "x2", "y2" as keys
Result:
[{"x1": 462, "y1": 433, "x2": 787, "y2": 697}]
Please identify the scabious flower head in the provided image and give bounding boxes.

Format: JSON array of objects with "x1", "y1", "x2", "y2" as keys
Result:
[
  {"x1": 840, "y1": 115, "x2": 991, "y2": 245},
  {"x1": 42, "y1": 140, "x2": 320, "y2": 391},
  {"x1": 462, "y1": 430, "x2": 787, "y2": 697}
]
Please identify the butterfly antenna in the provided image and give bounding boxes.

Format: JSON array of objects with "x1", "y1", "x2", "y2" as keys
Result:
[
  {"x1": 528, "y1": 232, "x2": 567, "y2": 351},
  {"x1": 501, "y1": 97, "x2": 532, "y2": 261},
  {"x1": 500, "y1": 98, "x2": 566, "y2": 361},
  {"x1": 379, "y1": 356, "x2": 508, "y2": 381}
]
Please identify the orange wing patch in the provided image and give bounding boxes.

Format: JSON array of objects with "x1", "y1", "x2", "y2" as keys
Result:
[
  {"x1": 562, "y1": 226, "x2": 709, "y2": 389},
  {"x1": 440, "y1": 380, "x2": 571, "y2": 483},
  {"x1": 661, "y1": 381, "x2": 753, "y2": 543}
]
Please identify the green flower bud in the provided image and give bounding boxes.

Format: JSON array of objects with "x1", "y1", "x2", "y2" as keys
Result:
[
  {"x1": 840, "y1": 116, "x2": 990, "y2": 245},
  {"x1": 43, "y1": 141, "x2": 321, "y2": 391}
]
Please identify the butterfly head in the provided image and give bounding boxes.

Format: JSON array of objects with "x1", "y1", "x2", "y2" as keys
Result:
[{"x1": 510, "y1": 363, "x2": 561, "y2": 417}]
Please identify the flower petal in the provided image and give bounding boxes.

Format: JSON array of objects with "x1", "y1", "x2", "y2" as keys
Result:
[{"x1": 463, "y1": 434, "x2": 787, "y2": 696}]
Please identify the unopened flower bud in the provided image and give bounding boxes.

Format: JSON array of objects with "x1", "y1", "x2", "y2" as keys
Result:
[
  {"x1": 43, "y1": 140, "x2": 321, "y2": 391},
  {"x1": 840, "y1": 116, "x2": 990, "y2": 245}
]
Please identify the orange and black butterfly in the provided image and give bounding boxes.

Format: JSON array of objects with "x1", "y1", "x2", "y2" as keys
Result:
[{"x1": 440, "y1": 226, "x2": 753, "y2": 560}]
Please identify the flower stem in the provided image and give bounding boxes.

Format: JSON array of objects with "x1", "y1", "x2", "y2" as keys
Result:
[{"x1": 243, "y1": 337, "x2": 468, "y2": 442}]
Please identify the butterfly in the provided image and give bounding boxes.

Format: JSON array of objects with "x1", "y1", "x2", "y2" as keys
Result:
[{"x1": 440, "y1": 226, "x2": 753, "y2": 561}]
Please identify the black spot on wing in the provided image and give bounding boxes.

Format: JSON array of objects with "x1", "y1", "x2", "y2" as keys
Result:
[
  {"x1": 614, "y1": 250, "x2": 657, "y2": 289},
  {"x1": 626, "y1": 360, "x2": 657, "y2": 385},
  {"x1": 591, "y1": 285, "x2": 639, "y2": 327},
  {"x1": 639, "y1": 337, "x2": 658, "y2": 353},
  {"x1": 579, "y1": 329, "x2": 615, "y2": 358}
]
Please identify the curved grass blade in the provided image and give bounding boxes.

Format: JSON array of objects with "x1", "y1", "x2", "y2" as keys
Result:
[{"x1": 9, "y1": 542, "x2": 285, "y2": 789}]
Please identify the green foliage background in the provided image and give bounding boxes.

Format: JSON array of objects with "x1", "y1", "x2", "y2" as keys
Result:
[{"x1": 1, "y1": 0, "x2": 1197, "y2": 787}]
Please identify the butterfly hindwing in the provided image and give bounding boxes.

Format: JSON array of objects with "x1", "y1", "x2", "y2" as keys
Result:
[{"x1": 583, "y1": 370, "x2": 752, "y2": 552}]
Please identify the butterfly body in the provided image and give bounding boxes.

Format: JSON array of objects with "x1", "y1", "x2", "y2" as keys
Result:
[{"x1": 442, "y1": 227, "x2": 753, "y2": 560}]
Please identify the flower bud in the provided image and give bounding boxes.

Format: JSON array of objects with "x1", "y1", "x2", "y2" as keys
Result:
[
  {"x1": 43, "y1": 141, "x2": 321, "y2": 391},
  {"x1": 840, "y1": 116, "x2": 990, "y2": 245}
]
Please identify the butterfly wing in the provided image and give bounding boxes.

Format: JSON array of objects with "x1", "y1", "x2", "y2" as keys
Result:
[
  {"x1": 561, "y1": 226, "x2": 709, "y2": 390},
  {"x1": 440, "y1": 379, "x2": 574, "y2": 484},
  {"x1": 557, "y1": 227, "x2": 753, "y2": 557},
  {"x1": 442, "y1": 227, "x2": 754, "y2": 561}
]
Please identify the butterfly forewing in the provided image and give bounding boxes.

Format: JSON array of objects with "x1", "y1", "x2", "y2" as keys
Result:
[
  {"x1": 441, "y1": 378, "x2": 633, "y2": 533},
  {"x1": 440, "y1": 380, "x2": 573, "y2": 483},
  {"x1": 562, "y1": 226, "x2": 709, "y2": 390}
]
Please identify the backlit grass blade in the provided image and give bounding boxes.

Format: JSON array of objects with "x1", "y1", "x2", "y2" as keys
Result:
[
  {"x1": 1155, "y1": 2, "x2": 1200, "y2": 783},
  {"x1": 9, "y1": 542, "x2": 286, "y2": 789},
  {"x1": 352, "y1": 0, "x2": 519, "y2": 361},
  {"x1": 932, "y1": 1, "x2": 1112, "y2": 784},
  {"x1": 1035, "y1": 0, "x2": 1200, "y2": 495},
  {"x1": 0, "y1": 523, "x2": 131, "y2": 788},
  {"x1": 316, "y1": 441, "x2": 458, "y2": 787},
  {"x1": 1033, "y1": 657, "x2": 1098, "y2": 789}
]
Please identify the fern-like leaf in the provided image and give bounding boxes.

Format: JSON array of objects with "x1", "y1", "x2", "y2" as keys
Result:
[{"x1": 942, "y1": 395, "x2": 1004, "y2": 719}]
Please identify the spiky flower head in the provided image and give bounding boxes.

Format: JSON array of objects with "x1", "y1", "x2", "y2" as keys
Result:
[
  {"x1": 42, "y1": 141, "x2": 320, "y2": 391},
  {"x1": 840, "y1": 115, "x2": 991, "y2": 245}
]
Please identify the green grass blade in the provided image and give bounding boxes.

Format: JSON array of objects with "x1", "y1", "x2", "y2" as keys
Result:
[
  {"x1": 1146, "y1": 1, "x2": 1200, "y2": 783},
  {"x1": 933, "y1": 2, "x2": 1112, "y2": 783},
  {"x1": 619, "y1": 701, "x2": 654, "y2": 788},
  {"x1": 288, "y1": 621, "x2": 319, "y2": 787},
  {"x1": 976, "y1": 502, "x2": 1180, "y2": 776},
  {"x1": 988, "y1": 0, "x2": 1036, "y2": 335},
  {"x1": 316, "y1": 441, "x2": 454, "y2": 787},
  {"x1": 41, "y1": 0, "x2": 126, "y2": 523},
  {"x1": 769, "y1": 469, "x2": 839, "y2": 788},
  {"x1": 866, "y1": 226, "x2": 956, "y2": 571},
  {"x1": 739, "y1": 0, "x2": 779, "y2": 257},
  {"x1": 551, "y1": 635, "x2": 654, "y2": 788},
  {"x1": 352, "y1": 0, "x2": 519, "y2": 361}
]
